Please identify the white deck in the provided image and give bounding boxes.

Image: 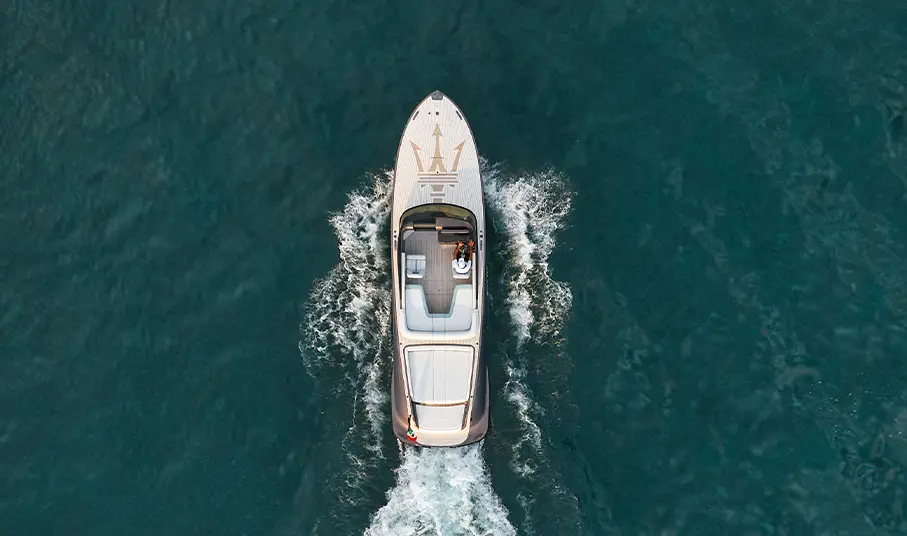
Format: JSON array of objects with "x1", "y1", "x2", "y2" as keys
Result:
[{"x1": 391, "y1": 94, "x2": 485, "y2": 226}]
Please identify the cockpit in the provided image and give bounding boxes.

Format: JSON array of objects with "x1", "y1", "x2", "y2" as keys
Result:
[{"x1": 396, "y1": 204, "x2": 478, "y2": 337}]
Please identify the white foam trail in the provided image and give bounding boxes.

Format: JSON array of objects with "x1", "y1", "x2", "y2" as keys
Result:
[
  {"x1": 515, "y1": 492, "x2": 536, "y2": 536},
  {"x1": 483, "y1": 164, "x2": 573, "y2": 346},
  {"x1": 365, "y1": 444, "x2": 517, "y2": 536},
  {"x1": 483, "y1": 163, "x2": 574, "y2": 473},
  {"x1": 503, "y1": 363, "x2": 542, "y2": 476},
  {"x1": 300, "y1": 171, "x2": 392, "y2": 457}
]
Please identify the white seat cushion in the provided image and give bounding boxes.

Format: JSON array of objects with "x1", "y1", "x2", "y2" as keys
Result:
[
  {"x1": 406, "y1": 254, "x2": 426, "y2": 279},
  {"x1": 448, "y1": 285, "x2": 474, "y2": 327},
  {"x1": 405, "y1": 285, "x2": 434, "y2": 331},
  {"x1": 404, "y1": 284, "x2": 474, "y2": 332}
]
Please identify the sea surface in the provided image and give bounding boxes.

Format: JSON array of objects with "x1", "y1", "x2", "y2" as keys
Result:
[{"x1": 3, "y1": 1, "x2": 907, "y2": 535}]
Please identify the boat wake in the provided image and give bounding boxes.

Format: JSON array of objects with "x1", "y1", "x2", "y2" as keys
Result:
[
  {"x1": 484, "y1": 163, "x2": 573, "y2": 348},
  {"x1": 302, "y1": 164, "x2": 577, "y2": 534},
  {"x1": 484, "y1": 163, "x2": 573, "y2": 476},
  {"x1": 482, "y1": 163, "x2": 582, "y2": 533},
  {"x1": 299, "y1": 172, "x2": 393, "y2": 514},
  {"x1": 365, "y1": 444, "x2": 516, "y2": 536}
]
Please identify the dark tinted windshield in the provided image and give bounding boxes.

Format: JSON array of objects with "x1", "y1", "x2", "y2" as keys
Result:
[{"x1": 399, "y1": 204, "x2": 476, "y2": 231}]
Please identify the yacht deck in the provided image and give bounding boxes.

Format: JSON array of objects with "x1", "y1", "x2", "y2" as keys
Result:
[{"x1": 402, "y1": 231, "x2": 461, "y2": 314}]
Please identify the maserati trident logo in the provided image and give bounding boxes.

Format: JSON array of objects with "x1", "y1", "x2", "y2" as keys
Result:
[{"x1": 409, "y1": 124, "x2": 465, "y2": 202}]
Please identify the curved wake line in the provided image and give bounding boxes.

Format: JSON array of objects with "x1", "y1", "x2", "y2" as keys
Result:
[
  {"x1": 503, "y1": 363, "x2": 543, "y2": 476},
  {"x1": 300, "y1": 171, "x2": 392, "y2": 460},
  {"x1": 483, "y1": 164, "x2": 573, "y2": 348},
  {"x1": 365, "y1": 444, "x2": 517, "y2": 536},
  {"x1": 483, "y1": 163, "x2": 574, "y2": 478}
]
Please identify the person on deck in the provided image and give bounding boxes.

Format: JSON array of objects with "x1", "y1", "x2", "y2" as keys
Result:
[{"x1": 453, "y1": 240, "x2": 475, "y2": 262}]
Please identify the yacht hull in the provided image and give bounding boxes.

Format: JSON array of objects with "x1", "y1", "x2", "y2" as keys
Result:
[{"x1": 389, "y1": 91, "x2": 488, "y2": 447}]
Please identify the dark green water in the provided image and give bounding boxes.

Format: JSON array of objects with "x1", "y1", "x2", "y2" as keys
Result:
[{"x1": 4, "y1": 1, "x2": 907, "y2": 534}]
